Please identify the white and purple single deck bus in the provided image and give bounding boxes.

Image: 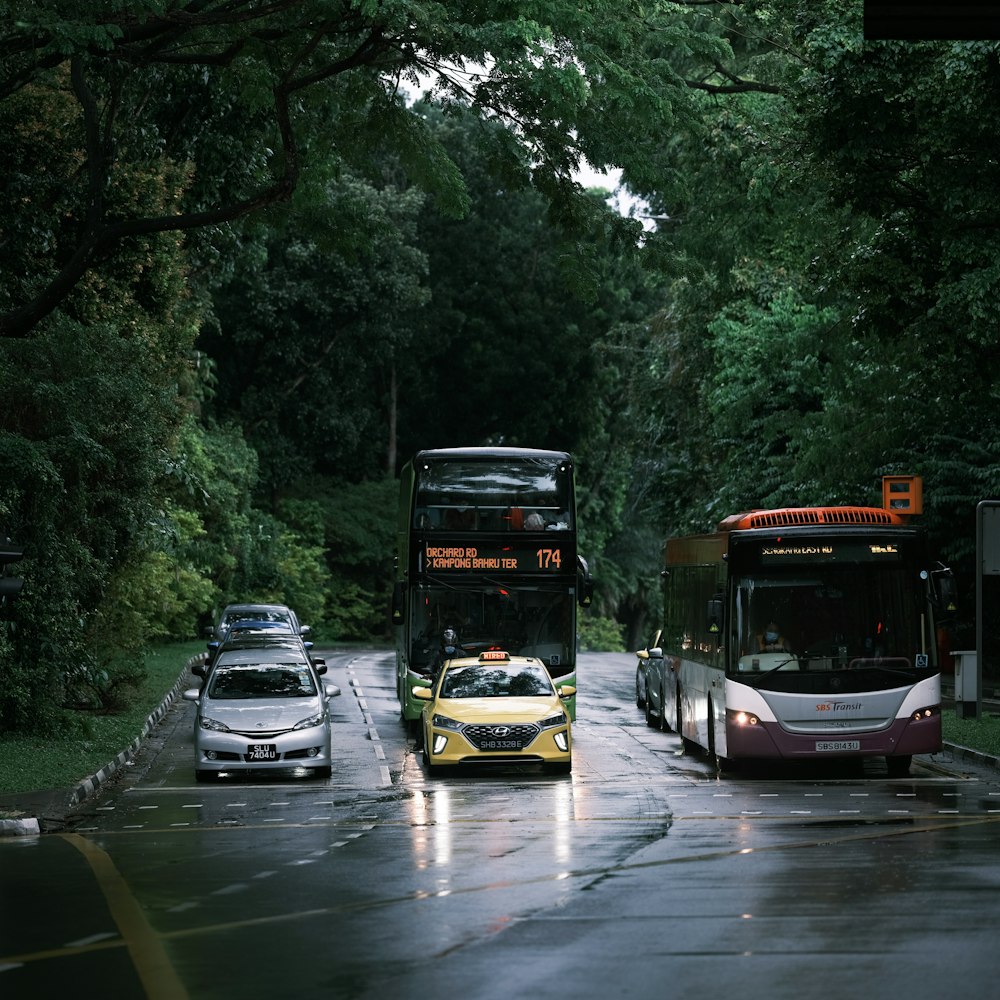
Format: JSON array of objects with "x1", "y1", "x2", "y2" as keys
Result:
[
  {"x1": 657, "y1": 500, "x2": 955, "y2": 775},
  {"x1": 392, "y1": 447, "x2": 592, "y2": 729}
]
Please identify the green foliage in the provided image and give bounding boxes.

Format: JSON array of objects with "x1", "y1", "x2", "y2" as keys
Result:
[
  {"x1": 0, "y1": 641, "x2": 204, "y2": 796},
  {"x1": 1, "y1": 0, "x2": 702, "y2": 337},
  {"x1": 7, "y1": 0, "x2": 1000, "y2": 731},
  {"x1": 285, "y1": 477, "x2": 398, "y2": 641},
  {"x1": 577, "y1": 614, "x2": 626, "y2": 653}
]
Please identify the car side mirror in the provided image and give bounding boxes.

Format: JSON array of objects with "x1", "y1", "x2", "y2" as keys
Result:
[{"x1": 324, "y1": 684, "x2": 341, "y2": 698}]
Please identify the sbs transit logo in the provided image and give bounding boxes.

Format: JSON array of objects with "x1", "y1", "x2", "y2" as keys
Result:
[{"x1": 815, "y1": 701, "x2": 863, "y2": 713}]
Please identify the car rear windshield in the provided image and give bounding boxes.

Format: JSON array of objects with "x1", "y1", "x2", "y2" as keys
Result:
[{"x1": 208, "y1": 663, "x2": 317, "y2": 699}]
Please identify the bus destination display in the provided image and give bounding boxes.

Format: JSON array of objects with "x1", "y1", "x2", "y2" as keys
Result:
[
  {"x1": 757, "y1": 541, "x2": 901, "y2": 563},
  {"x1": 423, "y1": 540, "x2": 567, "y2": 573}
]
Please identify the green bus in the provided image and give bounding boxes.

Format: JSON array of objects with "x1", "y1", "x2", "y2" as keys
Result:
[{"x1": 392, "y1": 447, "x2": 592, "y2": 728}]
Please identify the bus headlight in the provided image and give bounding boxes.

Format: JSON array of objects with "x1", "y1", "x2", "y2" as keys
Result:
[
  {"x1": 727, "y1": 709, "x2": 759, "y2": 727},
  {"x1": 911, "y1": 705, "x2": 939, "y2": 722}
]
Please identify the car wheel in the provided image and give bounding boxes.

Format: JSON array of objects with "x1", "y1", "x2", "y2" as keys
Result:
[
  {"x1": 194, "y1": 770, "x2": 214, "y2": 783},
  {"x1": 635, "y1": 670, "x2": 646, "y2": 708},
  {"x1": 313, "y1": 765, "x2": 332, "y2": 779},
  {"x1": 645, "y1": 697, "x2": 657, "y2": 728},
  {"x1": 658, "y1": 685, "x2": 672, "y2": 732}
]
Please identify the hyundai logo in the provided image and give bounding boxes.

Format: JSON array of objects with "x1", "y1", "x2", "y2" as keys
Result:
[{"x1": 491, "y1": 726, "x2": 511, "y2": 737}]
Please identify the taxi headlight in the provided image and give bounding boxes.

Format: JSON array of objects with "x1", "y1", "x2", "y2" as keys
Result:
[
  {"x1": 293, "y1": 712, "x2": 326, "y2": 731},
  {"x1": 538, "y1": 713, "x2": 566, "y2": 729},
  {"x1": 432, "y1": 714, "x2": 463, "y2": 731},
  {"x1": 200, "y1": 717, "x2": 231, "y2": 732}
]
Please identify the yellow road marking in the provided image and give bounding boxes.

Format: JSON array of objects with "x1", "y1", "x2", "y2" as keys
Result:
[{"x1": 59, "y1": 833, "x2": 188, "y2": 999}]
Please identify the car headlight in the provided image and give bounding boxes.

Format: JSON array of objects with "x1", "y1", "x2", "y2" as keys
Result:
[
  {"x1": 200, "y1": 717, "x2": 231, "y2": 732},
  {"x1": 538, "y1": 713, "x2": 567, "y2": 729},
  {"x1": 431, "y1": 713, "x2": 463, "y2": 731},
  {"x1": 293, "y1": 712, "x2": 327, "y2": 731}
]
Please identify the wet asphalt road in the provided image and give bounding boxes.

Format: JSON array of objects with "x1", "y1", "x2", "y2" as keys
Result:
[{"x1": 2, "y1": 649, "x2": 1000, "y2": 999}]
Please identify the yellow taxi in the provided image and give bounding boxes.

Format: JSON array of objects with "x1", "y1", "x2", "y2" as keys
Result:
[{"x1": 413, "y1": 650, "x2": 574, "y2": 775}]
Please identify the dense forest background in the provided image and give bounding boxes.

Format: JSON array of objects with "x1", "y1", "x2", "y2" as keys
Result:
[{"x1": 2, "y1": 2, "x2": 999, "y2": 729}]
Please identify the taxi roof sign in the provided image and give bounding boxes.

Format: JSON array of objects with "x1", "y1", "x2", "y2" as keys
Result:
[{"x1": 479, "y1": 650, "x2": 510, "y2": 661}]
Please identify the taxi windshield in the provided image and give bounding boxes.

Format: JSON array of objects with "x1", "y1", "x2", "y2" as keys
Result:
[{"x1": 441, "y1": 663, "x2": 552, "y2": 698}]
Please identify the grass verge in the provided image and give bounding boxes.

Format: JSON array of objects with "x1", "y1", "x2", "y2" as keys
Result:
[
  {"x1": 0, "y1": 640, "x2": 204, "y2": 797},
  {"x1": 942, "y1": 711, "x2": 1000, "y2": 758}
]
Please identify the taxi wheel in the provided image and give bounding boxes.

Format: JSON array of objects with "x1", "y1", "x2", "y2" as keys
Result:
[
  {"x1": 313, "y1": 765, "x2": 332, "y2": 779},
  {"x1": 544, "y1": 760, "x2": 572, "y2": 775}
]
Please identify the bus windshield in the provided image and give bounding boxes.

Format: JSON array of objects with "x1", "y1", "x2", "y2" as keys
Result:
[
  {"x1": 413, "y1": 454, "x2": 573, "y2": 532},
  {"x1": 733, "y1": 564, "x2": 931, "y2": 689},
  {"x1": 408, "y1": 581, "x2": 574, "y2": 676}
]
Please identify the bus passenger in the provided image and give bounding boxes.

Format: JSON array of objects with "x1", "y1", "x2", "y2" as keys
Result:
[{"x1": 524, "y1": 512, "x2": 545, "y2": 531}]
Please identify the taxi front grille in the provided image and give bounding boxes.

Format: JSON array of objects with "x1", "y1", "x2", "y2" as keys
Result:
[{"x1": 462, "y1": 723, "x2": 540, "y2": 751}]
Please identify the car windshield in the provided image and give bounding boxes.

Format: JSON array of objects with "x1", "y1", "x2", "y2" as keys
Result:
[
  {"x1": 208, "y1": 663, "x2": 317, "y2": 699},
  {"x1": 440, "y1": 663, "x2": 553, "y2": 698}
]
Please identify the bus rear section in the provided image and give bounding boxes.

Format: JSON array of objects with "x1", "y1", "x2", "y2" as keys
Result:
[{"x1": 663, "y1": 503, "x2": 952, "y2": 774}]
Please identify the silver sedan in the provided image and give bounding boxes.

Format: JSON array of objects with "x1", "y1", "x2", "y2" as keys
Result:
[{"x1": 183, "y1": 647, "x2": 340, "y2": 781}]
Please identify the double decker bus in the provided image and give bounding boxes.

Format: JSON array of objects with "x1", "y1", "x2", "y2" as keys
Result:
[
  {"x1": 653, "y1": 481, "x2": 955, "y2": 775},
  {"x1": 392, "y1": 447, "x2": 592, "y2": 728}
]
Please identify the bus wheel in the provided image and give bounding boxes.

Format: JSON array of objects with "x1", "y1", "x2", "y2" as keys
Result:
[{"x1": 886, "y1": 754, "x2": 912, "y2": 777}]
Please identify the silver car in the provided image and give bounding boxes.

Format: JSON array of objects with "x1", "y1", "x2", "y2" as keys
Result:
[
  {"x1": 204, "y1": 602, "x2": 310, "y2": 640},
  {"x1": 183, "y1": 646, "x2": 340, "y2": 781}
]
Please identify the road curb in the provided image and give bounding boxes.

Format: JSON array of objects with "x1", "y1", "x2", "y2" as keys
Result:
[
  {"x1": 0, "y1": 653, "x2": 205, "y2": 837},
  {"x1": 941, "y1": 740, "x2": 1000, "y2": 770}
]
